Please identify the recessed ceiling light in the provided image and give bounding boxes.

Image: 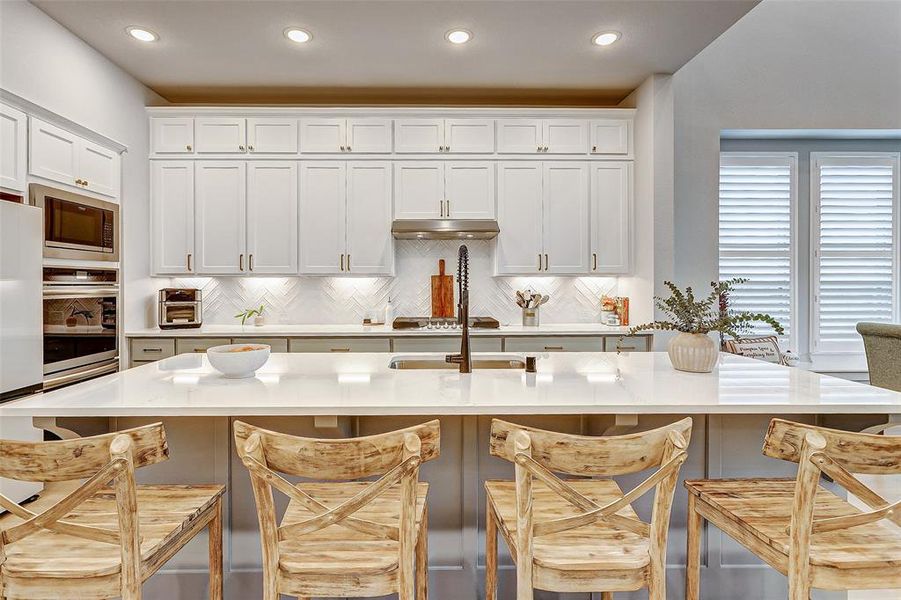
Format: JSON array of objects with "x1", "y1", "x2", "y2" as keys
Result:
[
  {"x1": 592, "y1": 31, "x2": 621, "y2": 46},
  {"x1": 445, "y1": 29, "x2": 472, "y2": 44},
  {"x1": 126, "y1": 27, "x2": 158, "y2": 42},
  {"x1": 284, "y1": 28, "x2": 312, "y2": 44}
]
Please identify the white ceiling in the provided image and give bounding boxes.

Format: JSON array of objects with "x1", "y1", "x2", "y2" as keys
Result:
[{"x1": 33, "y1": 0, "x2": 759, "y2": 105}]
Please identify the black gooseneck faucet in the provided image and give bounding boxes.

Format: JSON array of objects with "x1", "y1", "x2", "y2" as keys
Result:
[{"x1": 445, "y1": 244, "x2": 472, "y2": 373}]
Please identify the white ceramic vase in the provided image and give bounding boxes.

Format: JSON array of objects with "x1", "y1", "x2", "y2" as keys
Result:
[
  {"x1": 667, "y1": 332, "x2": 719, "y2": 373},
  {"x1": 253, "y1": 316, "x2": 265, "y2": 327}
]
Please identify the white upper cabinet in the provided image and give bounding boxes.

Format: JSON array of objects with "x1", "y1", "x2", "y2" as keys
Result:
[
  {"x1": 247, "y1": 118, "x2": 298, "y2": 154},
  {"x1": 301, "y1": 118, "x2": 392, "y2": 153},
  {"x1": 0, "y1": 104, "x2": 27, "y2": 191},
  {"x1": 151, "y1": 161, "x2": 195, "y2": 274},
  {"x1": 444, "y1": 162, "x2": 495, "y2": 219},
  {"x1": 590, "y1": 162, "x2": 631, "y2": 274},
  {"x1": 542, "y1": 162, "x2": 589, "y2": 273},
  {"x1": 495, "y1": 163, "x2": 543, "y2": 274},
  {"x1": 246, "y1": 162, "x2": 298, "y2": 273},
  {"x1": 395, "y1": 119, "x2": 494, "y2": 153},
  {"x1": 393, "y1": 162, "x2": 443, "y2": 219},
  {"x1": 346, "y1": 162, "x2": 393, "y2": 274},
  {"x1": 29, "y1": 117, "x2": 120, "y2": 199},
  {"x1": 150, "y1": 117, "x2": 194, "y2": 154},
  {"x1": 195, "y1": 118, "x2": 247, "y2": 154},
  {"x1": 299, "y1": 162, "x2": 346, "y2": 274},
  {"x1": 589, "y1": 119, "x2": 631, "y2": 156},
  {"x1": 194, "y1": 162, "x2": 247, "y2": 273},
  {"x1": 497, "y1": 119, "x2": 588, "y2": 154}
]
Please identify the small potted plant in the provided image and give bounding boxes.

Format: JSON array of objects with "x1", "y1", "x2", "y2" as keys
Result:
[
  {"x1": 235, "y1": 304, "x2": 266, "y2": 327},
  {"x1": 627, "y1": 279, "x2": 784, "y2": 373}
]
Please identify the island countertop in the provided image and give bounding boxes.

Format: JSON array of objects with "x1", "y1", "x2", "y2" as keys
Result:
[{"x1": 3, "y1": 352, "x2": 898, "y2": 417}]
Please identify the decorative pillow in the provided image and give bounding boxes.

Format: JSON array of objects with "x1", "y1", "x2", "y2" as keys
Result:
[{"x1": 722, "y1": 336, "x2": 784, "y2": 365}]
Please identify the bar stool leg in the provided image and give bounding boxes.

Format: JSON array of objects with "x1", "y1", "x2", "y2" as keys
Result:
[
  {"x1": 486, "y1": 499, "x2": 498, "y2": 600},
  {"x1": 416, "y1": 505, "x2": 429, "y2": 600},
  {"x1": 686, "y1": 493, "x2": 702, "y2": 600},
  {"x1": 601, "y1": 593, "x2": 613, "y2": 599},
  {"x1": 208, "y1": 498, "x2": 223, "y2": 600}
]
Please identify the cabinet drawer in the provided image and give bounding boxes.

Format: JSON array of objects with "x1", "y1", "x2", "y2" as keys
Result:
[
  {"x1": 604, "y1": 335, "x2": 650, "y2": 352},
  {"x1": 288, "y1": 338, "x2": 391, "y2": 353},
  {"x1": 130, "y1": 338, "x2": 175, "y2": 361},
  {"x1": 392, "y1": 337, "x2": 503, "y2": 353},
  {"x1": 231, "y1": 338, "x2": 288, "y2": 352},
  {"x1": 503, "y1": 336, "x2": 604, "y2": 353},
  {"x1": 175, "y1": 338, "x2": 225, "y2": 354}
]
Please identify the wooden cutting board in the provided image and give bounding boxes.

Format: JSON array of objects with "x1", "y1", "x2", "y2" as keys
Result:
[{"x1": 431, "y1": 259, "x2": 454, "y2": 318}]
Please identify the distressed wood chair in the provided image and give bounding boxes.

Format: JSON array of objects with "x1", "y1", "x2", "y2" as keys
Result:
[
  {"x1": 484, "y1": 417, "x2": 692, "y2": 600},
  {"x1": 0, "y1": 422, "x2": 225, "y2": 600},
  {"x1": 685, "y1": 418, "x2": 901, "y2": 600},
  {"x1": 233, "y1": 419, "x2": 440, "y2": 600}
]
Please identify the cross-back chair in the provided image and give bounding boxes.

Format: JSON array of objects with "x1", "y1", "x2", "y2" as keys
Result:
[
  {"x1": 685, "y1": 418, "x2": 901, "y2": 599},
  {"x1": 0, "y1": 423, "x2": 225, "y2": 600},
  {"x1": 233, "y1": 419, "x2": 440, "y2": 600},
  {"x1": 484, "y1": 417, "x2": 693, "y2": 600}
]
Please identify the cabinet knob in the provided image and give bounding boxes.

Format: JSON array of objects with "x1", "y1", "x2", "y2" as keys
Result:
[
  {"x1": 340, "y1": 145, "x2": 346, "y2": 152},
  {"x1": 82, "y1": 179, "x2": 89, "y2": 187},
  {"x1": 346, "y1": 145, "x2": 351, "y2": 152},
  {"x1": 186, "y1": 144, "x2": 193, "y2": 151},
  {"x1": 592, "y1": 145, "x2": 597, "y2": 152},
  {"x1": 239, "y1": 145, "x2": 245, "y2": 151},
  {"x1": 248, "y1": 145, "x2": 254, "y2": 152}
]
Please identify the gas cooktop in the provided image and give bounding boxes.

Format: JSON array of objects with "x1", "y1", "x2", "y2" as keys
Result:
[{"x1": 392, "y1": 317, "x2": 500, "y2": 330}]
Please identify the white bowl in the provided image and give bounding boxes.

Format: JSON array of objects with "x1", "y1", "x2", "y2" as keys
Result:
[{"x1": 207, "y1": 343, "x2": 270, "y2": 379}]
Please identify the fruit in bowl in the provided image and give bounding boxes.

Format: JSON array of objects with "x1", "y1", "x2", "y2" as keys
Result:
[{"x1": 207, "y1": 344, "x2": 270, "y2": 379}]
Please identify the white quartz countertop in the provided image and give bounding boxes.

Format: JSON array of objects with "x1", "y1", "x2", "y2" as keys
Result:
[
  {"x1": 3, "y1": 352, "x2": 897, "y2": 417},
  {"x1": 126, "y1": 323, "x2": 643, "y2": 337}
]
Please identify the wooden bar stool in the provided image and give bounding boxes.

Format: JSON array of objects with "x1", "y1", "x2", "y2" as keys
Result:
[
  {"x1": 0, "y1": 423, "x2": 225, "y2": 600},
  {"x1": 685, "y1": 418, "x2": 901, "y2": 599},
  {"x1": 484, "y1": 417, "x2": 692, "y2": 600},
  {"x1": 234, "y1": 419, "x2": 440, "y2": 600}
]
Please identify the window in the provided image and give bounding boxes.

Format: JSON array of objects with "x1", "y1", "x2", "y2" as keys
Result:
[
  {"x1": 811, "y1": 153, "x2": 900, "y2": 354},
  {"x1": 719, "y1": 153, "x2": 797, "y2": 347}
]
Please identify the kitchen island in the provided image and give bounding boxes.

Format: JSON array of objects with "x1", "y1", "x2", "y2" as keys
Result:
[{"x1": 2, "y1": 352, "x2": 896, "y2": 600}]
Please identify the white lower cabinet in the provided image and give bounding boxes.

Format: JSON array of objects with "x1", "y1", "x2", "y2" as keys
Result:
[
  {"x1": 0, "y1": 103, "x2": 27, "y2": 191},
  {"x1": 300, "y1": 161, "x2": 392, "y2": 275},
  {"x1": 495, "y1": 162, "x2": 589, "y2": 275},
  {"x1": 590, "y1": 162, "x2": 632, "y2": 274},
  {"x1": 152, "y1": 161, "x2": 195, "y2": 274},
  {"x1": 246, "y1": 162, "x2": 298, "y2": 273},
  {"x1": 195, "y1": 162, "x2": 247, "y2": 274}
]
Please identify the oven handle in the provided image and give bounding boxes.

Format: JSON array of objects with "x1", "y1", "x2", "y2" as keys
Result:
[
  {"x1": 43, "y1": 286, "x2": 119, "y2": 298},
  {"x1": 43, "y1": 361, "x2": 119, "y2": 391}
]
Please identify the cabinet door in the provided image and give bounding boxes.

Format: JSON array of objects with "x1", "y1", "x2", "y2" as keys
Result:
[
  {"x1": 543, "y1": 120, "x2": 588, "y2": 154},
  {"x1": 151, "y1": 161, "x2": 194, "y2": 274},
  {"x1": 495, "y1": 163, "x2": 543, "y2": 274},
  {"x1": 0, "y1": 104, "x2": 27, "y2": 191},
  {"x1": 299, "y1": 162, "x2": 346, "y2": 274},
  {"x1": 445, "y1": 162, "x2": 495, "y2": 219},
  {"x1": 394, "y1": 119, "x2": 443, "y2": 153},
  {"x1": 346, "y1": 162, "x2": 393, "y2": 275},
  {"x1": 195, "y1": 118, "x2": 247, "y2": 153},
  {"x1": 247, "y1": 162, "x2": 298, "y2": 274},
  {"x1": 150, "y1": 117, "x2": 194, "y2": 154},
  {"x1": 247, "y1": 118, "x2": 298, "y2": 154},
  {"x1": 590, "y1": 162, "x2": 631, "y2": 274},
  {"x1": 195, "y1": 162, "x2": 247, "y2": 273},
  {"x1": 590, "y1": 119, "x2": 630, "y2": 155},
  {"x1": 496, "y1": 119, "x2": 542, "y2": 154},
  {"x1": 299, "y1": 118, "x2": 345, "y2": 153},
  {"x1": 78, "y1": 140, "x2": 120, "y2": 198},
  {"x1": 393, "y1": 162, "x2": 443, "y2": 219},
  {"x1": 444, "y1": 119, "x2": 495, "y2": 153},
  {"x1": 29, "y1": 117, "x2": 79, "y2": 187},
  {"x1": 543, "y1": 162, "x2": 589, "y2": 273},
  {"x1": 346, "y1": 119, "x2": 392, "y2": 153}
]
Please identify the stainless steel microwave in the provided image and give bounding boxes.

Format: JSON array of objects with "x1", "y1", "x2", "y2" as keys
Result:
[{"x1": 30, "y1": 184, "x2": 119, "y2": 262}]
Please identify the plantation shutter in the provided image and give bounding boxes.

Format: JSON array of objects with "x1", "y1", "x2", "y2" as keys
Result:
[
  {"x1": 812, "y1": 153, "x2": 900, "y2": 354},
  {"x1": 718, "y1": 153, "x2": 796, "y2": 344}
]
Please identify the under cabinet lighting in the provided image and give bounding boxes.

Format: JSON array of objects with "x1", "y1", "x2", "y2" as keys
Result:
[
  {"x1": 592, "y1": 31, "x2": 620, "y2": 46},
  {"x1": 445, "y1": 29, "x2": 472, "y2": 44},
  {"x1": 126, "y1": 27, "x2": 158, "y2": 42},
  {"x1": 285, "y1": 28, "x2": 312, "y2": 43}
]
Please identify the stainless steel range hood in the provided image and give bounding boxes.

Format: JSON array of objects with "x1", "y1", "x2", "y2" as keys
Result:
[{"x1": 391, "y1": 219, "x2": 499, "y2": 240}]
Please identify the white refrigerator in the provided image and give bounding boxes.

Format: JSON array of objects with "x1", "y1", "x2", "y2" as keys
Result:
[{"x1": 0, "y1": 201, "x2": 44, "y2": 505}]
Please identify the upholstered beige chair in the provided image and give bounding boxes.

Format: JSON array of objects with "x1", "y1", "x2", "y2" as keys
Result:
[{"x1": 857, "y1": 322, "x2": 901, "y2": 391}]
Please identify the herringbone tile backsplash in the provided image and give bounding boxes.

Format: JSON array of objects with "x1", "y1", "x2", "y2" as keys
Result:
[{"x1": 166, "y1": 241, "x2": 617, "y2": 325}]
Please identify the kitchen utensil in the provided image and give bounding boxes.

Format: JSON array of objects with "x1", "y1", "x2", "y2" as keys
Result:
[
  {"x1": 431, "y1": 259, "x2": 454, "y2": 318},
  {"x1": 516, "y1": 290, "x2": 527, "y2": 308}
]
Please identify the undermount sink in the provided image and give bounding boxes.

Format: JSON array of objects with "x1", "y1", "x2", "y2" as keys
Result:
[{"x1": 388, "y1": 354, "x2": 526, "y2": 370}]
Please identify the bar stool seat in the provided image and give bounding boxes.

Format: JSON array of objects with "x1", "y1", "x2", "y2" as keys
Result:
[
  {"x1": 485, "y1": 479, "x2": 650, "y2": 574},
  {"x1": 2, "y1": 484, "x2": 224, "y2": 579},
  {"x1": 685, "y1": 478, "x2": 901, "y2": 571},
  {"x1": 278, "y1": 481, "x2": 429, "y2": 576}
]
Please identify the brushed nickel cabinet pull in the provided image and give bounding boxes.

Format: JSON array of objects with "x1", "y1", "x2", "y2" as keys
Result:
[
  {"x1": 592, "y1": 145, "x2": 597, "y2": 152},
  {"x1": 239, "y1": 254, "x2": 244, "y2": 271},
  {"x1": 239, "y1": 145, "x2": 245, "y2": 151},
  {"x1": 340, "y1": 145, "x2": 346, "y2": 152},
  {"x1": 347, "y1": 254, "x2": 351, "y2": 270},
  {"x1": 144, "y1": 348, "x2": 162, "y2": 353},
  {"x1": 544, "y1": 346, "x2": 564, "y2": 351},
  {"x1": 248, "y1": 145, "x2": 254, "y2": 152},
  {"x1": 340, "y1": 254, "x2": 344, "y2": 271},
  {"x1": 538, "y1": 253, "x2": 542, "y2": 271},
  {"x1": 330, "y1": 348, "x2": 351, "y2": 352},
  {"x1": 249, "y1": 254, "x2": 254, "y2": 271},
  {"x1": 187, "y1": 253, "x2": 192, "y2": 271},
  {"x1": 446, "y1": 199, "x2": 450, "y2": 216},
  {"x1": 347, "y1": 145, "x2": 352, "y2": 152},
  {"x1": 593, "y1": 253, "x2": 597, "y2": 271},
  {"x1": 537, "y1": 145, "x2": 541, "y2": 153},
  {"x1": 186, "y1": 144, "x2": 193, "y2": 151},
  {"x1": 544, "y1": 253, "x2": 549, "y2": 270}
]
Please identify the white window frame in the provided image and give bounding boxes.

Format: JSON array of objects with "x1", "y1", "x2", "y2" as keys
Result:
[
  {"x1": 719, "y1": 152, "x2": 799, "y2": 351},
  {"x1": 809, "y1": 151, "x2": 901, "y2": 356}
]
